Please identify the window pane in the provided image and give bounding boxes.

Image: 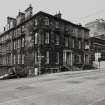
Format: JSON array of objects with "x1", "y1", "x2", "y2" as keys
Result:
[
  {"x1": 35, "y1": 33, "x2": 38, "y2": 44},
  {"x1": 45, "y1": 32, "x2": 49, "y2": 44},
  {"x1": 22, "y1": 54, "x2": 25, "y2": 64},
  {"x1": 45, "y1": 17, "x2": 49, "y2": 25},
  {"x1": 56, "y1": 35, "x2": 60, "y2": 45},
  {"x1": 35, "y1": 51, "x2": 38, "y2": 64},
  {"x1": 65, "y1": 37, "x2": 69, "y2": 47},
  {"x1": 22, "y1": 38, "x2": 25, "y2": 47},
  {"x1": 35, "y1": 19, "x2": 38, "y2": 26},
  {"x1": 46, "y1": 51, "x2": 49, "y2": 64},
  {"x1": 14, "y1": 55, "x2": 16, "y2": 64},
  {"x1": 18, "y1": 54, "x2": 20, "y2": 64}
]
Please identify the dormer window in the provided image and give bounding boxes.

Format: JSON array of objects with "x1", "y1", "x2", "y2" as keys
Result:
[{"x1": 7, "y1": 17, "x2": 16, "y2": 28}]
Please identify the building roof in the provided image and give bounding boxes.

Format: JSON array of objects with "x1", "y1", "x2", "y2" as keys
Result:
[
  {"x1": 0, "y1": 11, "x2": 89, "y2": 37},
  {"x1": 37, "y1": 11, "x2": 89, "y2": 31}
]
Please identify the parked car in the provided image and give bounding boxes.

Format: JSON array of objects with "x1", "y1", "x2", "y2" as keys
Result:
[
  {"x1": 0, "y1": 66, "x2": 27, "y2": 80},
  {"x1": 15, "y1": 66, "x2": 27, "y2": 78},
  {"x1": 0, "y1": 73, "x2": 17, "y2": 80}
]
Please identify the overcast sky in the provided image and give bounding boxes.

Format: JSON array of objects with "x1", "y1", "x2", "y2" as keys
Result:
[{"x1": 0, "y1": 0, "x2": 105, "y2": 32}]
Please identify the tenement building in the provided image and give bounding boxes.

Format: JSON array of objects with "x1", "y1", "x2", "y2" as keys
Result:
[{"x1": 0, "y1": 5, "x2": 91, "y2": 76}]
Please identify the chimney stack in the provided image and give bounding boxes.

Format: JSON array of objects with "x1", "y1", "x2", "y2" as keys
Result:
[
  {"x1": 16, "y1": 10, "x2": 25, "y2": 25},
  {"x1": 25, "y1": 4, "x2": 33, "y2": 19},
  {"x1": 55, "y1": 11, "x2": 62, "y2": 18}
]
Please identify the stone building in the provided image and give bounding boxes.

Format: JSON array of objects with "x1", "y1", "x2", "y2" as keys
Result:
[
  {"x1": 89, "y1": 35, "x2": 105, "y2": 69},
  {"x1": 86, "y1": 19, "x2": 105, "y2": 69},
  {"x1": 0, "y1": 5, "x2": 90, "y2": 76},
  {"x1": 85, "y1": 19, "x2": 105, "y2": 37}
]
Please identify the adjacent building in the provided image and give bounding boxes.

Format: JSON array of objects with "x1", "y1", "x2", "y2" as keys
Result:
[
  {"x1": 0, "y1": 5, "x2": 91, "y2": 76},
  {"x1": 86, "y1": 19, "x2": 105, "y2": 69},
  {"x1": 85, "y1": 19, "x2": 105, "y2": 37},
  {"x1": 89, "y1": 35, "x2": 105, "y2": 69}
]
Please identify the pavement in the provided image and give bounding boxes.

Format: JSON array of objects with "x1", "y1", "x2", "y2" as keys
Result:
[{"x1": 0, "y1": 69, "x2": 105, "y2": 105}]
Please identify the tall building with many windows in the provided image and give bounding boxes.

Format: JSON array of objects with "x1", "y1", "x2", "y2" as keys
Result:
[{"x1": 0, "y1": 5, "x2": 90, "y2": 76}]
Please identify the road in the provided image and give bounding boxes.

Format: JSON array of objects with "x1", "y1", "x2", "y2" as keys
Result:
[{"x1": 0, "y1": 70, "x2": 105, "y2": 105}]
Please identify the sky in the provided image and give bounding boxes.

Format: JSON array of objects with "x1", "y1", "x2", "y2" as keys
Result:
[{"x1": 0, "y1": 0, "x2": 105, "y2": 32}]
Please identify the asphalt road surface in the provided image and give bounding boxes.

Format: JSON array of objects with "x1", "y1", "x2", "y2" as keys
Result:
[{"x1": 1, "y1": 70, "x2": 105, "y2": 105}]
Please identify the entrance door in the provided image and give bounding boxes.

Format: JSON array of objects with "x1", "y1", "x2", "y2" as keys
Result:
[{"x1": 63, "y1": 50, "x2": 72, "y2": 66}]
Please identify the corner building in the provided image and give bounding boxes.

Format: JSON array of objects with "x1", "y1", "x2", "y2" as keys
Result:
[{"x1": 0, "y1": 5, "x2": 91, "y2": 76}]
